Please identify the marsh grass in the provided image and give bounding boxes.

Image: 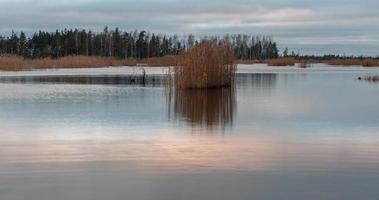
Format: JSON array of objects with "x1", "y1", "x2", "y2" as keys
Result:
[
  {"x1": 143, "y1": 55, "x2": 178, "y2": 66},
  {"x1": 235, "y1": 58, "x2": 295, "y2": 66},
  {"x1": 328, "y1": 59, "x2": 379, "y2": 67},
  {"x1": 265, "y1": 58, "x2": 295, "y2": 66},
  {"x1": 0, "y1": 55, "x2": 138, "y2": 71},
  {"x1": 235, "y1": 59, "x2": 260, "y2": 64},
  {"x1": 0, "y1": 54, "x2": 179, "y2": 71},
  {"x1": 171, "y1": 42, "x2": 236, "y2": 89}
]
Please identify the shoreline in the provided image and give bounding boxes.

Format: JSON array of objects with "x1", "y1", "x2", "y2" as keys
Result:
[{"x1": 1, "y1": 55, "x2": 379, "y2": 72}]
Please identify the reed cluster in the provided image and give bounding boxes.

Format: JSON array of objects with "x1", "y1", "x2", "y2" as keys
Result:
[
  {"x1": 172, "y1": 42, "x2": 236, "y2": 89},
  {"x1": 328, "y1": 59, "x2": 379, "y2": 67}
]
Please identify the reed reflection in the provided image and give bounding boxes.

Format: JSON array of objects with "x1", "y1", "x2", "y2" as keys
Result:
[{"x1": 167, "y1": 87, "x2": 236, "y2": 130}]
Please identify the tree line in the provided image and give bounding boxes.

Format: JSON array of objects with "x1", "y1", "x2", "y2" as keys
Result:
[{"x1": 0, "y1": 27, "x2": 279, "y2": 60}]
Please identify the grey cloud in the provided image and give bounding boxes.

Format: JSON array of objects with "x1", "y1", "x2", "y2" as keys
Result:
[{"x1": 0, "y1": 0, "x2": 378, "y2": 55}]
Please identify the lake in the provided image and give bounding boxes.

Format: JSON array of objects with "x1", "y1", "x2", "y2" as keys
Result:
[{"x1": 1, "y1": 64, "x2": 379, "y2": 200}]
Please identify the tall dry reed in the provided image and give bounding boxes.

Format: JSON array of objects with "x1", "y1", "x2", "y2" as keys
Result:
[{"x1": 172, "y1": 42, "x2": 236, "y2": 89}]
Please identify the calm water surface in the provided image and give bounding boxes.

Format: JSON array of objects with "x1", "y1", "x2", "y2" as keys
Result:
[{"x1": 1, "y1": 65, "x2": 379, "y2": 200}]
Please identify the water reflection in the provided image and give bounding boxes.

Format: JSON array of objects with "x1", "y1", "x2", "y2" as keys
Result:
[
  {"x1": 167, "y1": 87, "x2": 236, "y2": 130},
  {"x1": 0, "y1": 75, "x2": 165, "y2": 86},
  {"x1": 237, "y1": 73, "x2": 277, "y2": 90},
  {"x1": 358, "y1": 75, "x2": 379, "y2": 83}
]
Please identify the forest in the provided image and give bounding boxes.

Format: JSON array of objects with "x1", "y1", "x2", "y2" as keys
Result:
[{"x1": 0, "y1": 27, "x2": 279, "y2": 60}]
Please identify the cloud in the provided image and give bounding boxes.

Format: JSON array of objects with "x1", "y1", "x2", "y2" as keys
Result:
[{"x1": 0, "y1": 0, "x2": 378, "y2": 55}]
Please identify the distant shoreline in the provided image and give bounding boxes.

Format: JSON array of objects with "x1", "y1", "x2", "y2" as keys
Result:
[{"x1": 1, "y1": 55, "x2": 379, "y2": 71}]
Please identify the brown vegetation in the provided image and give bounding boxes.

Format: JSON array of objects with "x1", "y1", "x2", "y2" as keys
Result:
[
  {"x1": 299, "y1": 60, "x2": 312, "y2": 68},
  {"x1": 327, "y1": 59, "x2": 379, "y2": 67},
  {"x1": 141, "y1": 55, "x2": 178, "y2": 66},
  {"x1": 0, "y1": 54, "x2": 179, "y2": 71},
  {"x1": 264, "y1": 58, "x2": 295, "y2": 66},
  {"x1": 171, "y1": 42, "x2": 236, "y2": 89},
  {"x1": 235, "y1": 58, "x2": 296, "y2": 66},
  {"x1": 237, "y1": 58, "x2": 379, "y2": 67},
  {"x1": 235, "y1": 59, "x2": 260, "y2": 65},
  {"x1": 2, "y1": 53, "x2": 379, "y2": 72},
  {"x1": 0, "y1": 55, "x2": 135, "y2": 71}
]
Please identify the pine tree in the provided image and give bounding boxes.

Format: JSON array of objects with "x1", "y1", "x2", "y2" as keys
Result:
[{"x1": 0, "y1": 27, "x2": 280, "y2": 60}]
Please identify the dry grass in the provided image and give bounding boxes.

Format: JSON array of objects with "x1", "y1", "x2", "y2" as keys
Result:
[
  {"x1": 236, "y1": 58, "x2": 296, "y2": 66},
  {"x1": 327, "y1": 59, "x2": 379, "y2": 67},
  {"x1": 298, "y1": 60, "x2": 312, "y2": 68},
  {"x1": 265, "y1": 58, "x2": 295, "y2": 66},
  {"x1": 0, "y1": 54, "x2": 138, "y2": 71},
  {"x1": 142, "y1": 55, "x2": 178, "y2": 66},
  {"x1": 171, "y1": 42, "x2": 236, "y2": 89},
  {"x1": 235, "y1": 59, "x2": 260, "y2": 64},
  {"x1": 236, "y1": 58, "x2": 379, "y2": 67},
  {"x1": 3, "y1": 54, "x2": 379, "y2": 72},
  {"x1": 0, "y1": 54, "x2": 180, "y2": 71}
]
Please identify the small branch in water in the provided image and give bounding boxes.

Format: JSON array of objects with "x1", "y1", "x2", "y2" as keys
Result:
[
  {"x1": 358, "y1": 76, "x2": 379, "y2": 83},
  {"x1": 141, "y1": 67, "x2": 146, "y2": 85}
]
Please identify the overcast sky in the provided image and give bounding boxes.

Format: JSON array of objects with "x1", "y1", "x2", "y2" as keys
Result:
[{"x1": 1, "y1": 0, "x2": 378, "y2": 55}]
